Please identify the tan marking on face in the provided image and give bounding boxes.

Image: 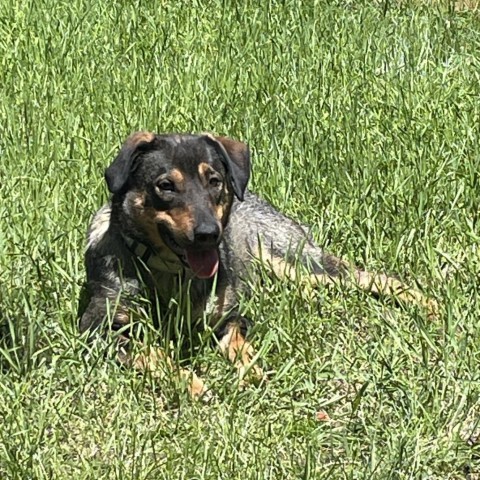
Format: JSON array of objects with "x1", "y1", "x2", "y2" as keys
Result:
[
  {"x1": 125, "y1": 190, "x2": 194, "y2": 251},
  {"x1": 198, "y1": 162, "x2": 213, "y2": 178},
  {"x1": 155, "y1": 205, "x2": 194, "y2": 234},
  {"x1": 124, "y1": 191, "x2": 175, "y2": 257},
  {"x1": 215, "y1": 201, "x2": 233, "y2": 229},
  {"x1": 198, "y1": 162, "x2": 233, "y2": 225},
  {"x1": 218, "y1": 183, "x2": 234, "y2": 226},
  {"x1": 215, "y1": 204, "x2": 225, "y2": 223},
  {"x1": 169, "y1": 168, "x2": 185, "y2": 189}
]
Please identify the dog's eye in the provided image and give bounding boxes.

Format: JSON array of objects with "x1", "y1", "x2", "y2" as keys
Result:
[
  {"x1": 157, "y1": 180, "x2": 175, "y2": 192},
  {"x1": 209, "y1": 177, "x2": 222, "y2": 188}
]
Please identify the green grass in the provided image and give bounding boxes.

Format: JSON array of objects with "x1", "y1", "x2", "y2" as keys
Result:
[{"x1": 1, "y1": 0, "x2": 480, "y2": 478}]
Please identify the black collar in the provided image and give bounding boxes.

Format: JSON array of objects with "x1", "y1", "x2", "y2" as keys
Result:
[{"x1": 122, "y1": 235, "x2": 185, "y2": 274}]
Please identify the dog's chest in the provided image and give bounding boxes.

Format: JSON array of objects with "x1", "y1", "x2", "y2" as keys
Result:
[
  {"x1": 148, "y1": 269, "x2": 183, "y2": 306},
  {"x1": 146, "y1": 267, "x2": 213, "y2": 319}
]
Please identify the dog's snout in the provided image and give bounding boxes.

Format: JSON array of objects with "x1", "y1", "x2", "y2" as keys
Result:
[{"x1": 193, "y1": 223, "x2": 221, "y2": 247}]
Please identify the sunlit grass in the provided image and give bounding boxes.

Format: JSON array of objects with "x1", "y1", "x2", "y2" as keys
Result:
[{"x1": 1, "y1": 0, "x2": 480, "y2": 478}]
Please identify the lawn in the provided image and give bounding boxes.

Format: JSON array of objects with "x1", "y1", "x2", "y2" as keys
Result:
[{"x1": 1, "y1": 0, "x2": 480, "y2": 478}]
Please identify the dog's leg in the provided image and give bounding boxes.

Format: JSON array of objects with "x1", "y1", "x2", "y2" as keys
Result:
[
  {"x1": 130, "y1": 346, "x2": 208, "y2": 399},
  {"x1": 262, "y1": 249, "x2": 437, "y2": 318},
  {"x1": 349, "y1": 269, "x2": 438, "y2": 318},
  {"x1": 310, "y1": 270, "x2": 437, "y2": 318},
  {"x1": 210, "y1": 283, "x2": 264, "y2": 384},
  {"x1": 298, "y1": 269, "x2": 437, "y2": 318},
  {"x1": 217, "y1": 320, "x2": 264, "y2": 385},
  {"x1": 298, "y1": 258, "x2": 438, "y2": 319},
  {"x1": 80, "y1": 295, "x2": 208, "y2": 399}
]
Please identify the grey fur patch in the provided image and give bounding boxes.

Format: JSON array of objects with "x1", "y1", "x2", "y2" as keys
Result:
[{"x1": 87, "y1": 204, "x2": 111, "y2": 250}]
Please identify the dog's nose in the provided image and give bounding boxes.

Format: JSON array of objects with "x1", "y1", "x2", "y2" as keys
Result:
[{"x1": 193, "y1": 223, "x2": 221, "y2": 247}]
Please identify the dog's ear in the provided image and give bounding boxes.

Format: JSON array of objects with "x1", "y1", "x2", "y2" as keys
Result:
[
  {"x1": 105, "y1": 132, "x2": 156, "y2": 194},
  {"x1": 203, "y1": 135, "x2": 250, "y2": 201}
]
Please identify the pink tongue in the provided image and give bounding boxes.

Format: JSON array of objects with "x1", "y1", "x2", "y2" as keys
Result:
[{"x1": 185, "y1": 249, "x2": 219, "y2": 279}]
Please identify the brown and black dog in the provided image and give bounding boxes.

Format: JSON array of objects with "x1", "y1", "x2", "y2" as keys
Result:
[{"x1": 79, "y1": 132, "x2": 437, "y2": 398}]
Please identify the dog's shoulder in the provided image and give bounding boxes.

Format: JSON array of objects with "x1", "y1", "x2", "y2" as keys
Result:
[
  {"x1": 84, "y1": 203, "x2": 136, "y2": 282},
  {"x1": 86, "y1": 203, "x2": 113, "y2": 251}
]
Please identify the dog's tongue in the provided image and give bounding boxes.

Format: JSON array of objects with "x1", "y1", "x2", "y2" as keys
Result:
[{"x1": 185, "y1": 249, "x2": 219, "y2": 279}]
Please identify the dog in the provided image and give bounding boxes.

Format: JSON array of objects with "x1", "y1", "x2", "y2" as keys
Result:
[{"x1": 79, "y1": 132, "x2": 437, "y2": 398}]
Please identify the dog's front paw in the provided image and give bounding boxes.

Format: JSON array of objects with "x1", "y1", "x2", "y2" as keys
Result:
[
  {"x1": 425, "y1": 297, "x2": 439, "y2": 320},
  {"x1": 132, "y1": 347, "x2": 211, "y2": 401},
  {"x1": 236, "y1": 361, "x2": 267, "y2": 388},
  {"x1": 184, "y1": 370, "x2": 212, "y2": 402}
]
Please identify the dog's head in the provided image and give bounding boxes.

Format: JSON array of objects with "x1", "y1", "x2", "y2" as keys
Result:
[{"x1": 105, "y1": 132, "x2": 250, "y2": 279}]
